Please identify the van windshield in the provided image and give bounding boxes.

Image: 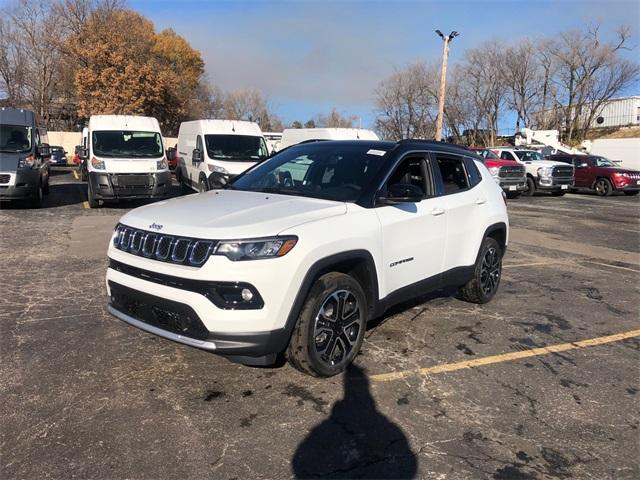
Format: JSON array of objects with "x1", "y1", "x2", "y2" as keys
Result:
[
  {"x1": 205, "y1": 135, "x2": 269, "y2": 161},
  {"x1": 515, "y1": 151, "x2": 544, "y2": 162},
  {"x1": 0, "y1": 125, "x2": 33, "y2": 153},
  {"x1": 92, "y1": 131, "x2": 163, "y2": 158}
]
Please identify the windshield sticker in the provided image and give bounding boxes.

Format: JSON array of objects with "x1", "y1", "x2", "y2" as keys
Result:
[{"x1": 367, "y1": 149, "x2": 386, "y2": 156}]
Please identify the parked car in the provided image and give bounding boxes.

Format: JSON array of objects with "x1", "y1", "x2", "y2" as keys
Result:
[
  {"x1": 166, "y1": 144, "x2": 177, "y2": 171},
  {"x1": 80, "y1": 115, "x2": 170, "y2": 208},
  {"x1": 279, "y1": 127, "x2": 379, "y2": 150},
  {"x1": 176, "y1": 120, "x2": 269, "y2": 192},
  {"x1": 491, "y1": 147, "x2": 574, "y2": 197},
  {"x1": 72, "y1": 145, "x2": 82, "y2": 165},
  {"x1": 468, "y1": 147, "x2": 526, "y2": 198},
  {"x1": 106, "y1": 139, "x2": 508, "y2": 377},
  {"x1": 49, "y1": 146, "x2": 67, "y2": 166},
  {"x1": 549, "y1": 154, "x2": 640, "y2": 196},
  {"x1": 0, "y1": 107, "x2": 51, "y2": 208}
]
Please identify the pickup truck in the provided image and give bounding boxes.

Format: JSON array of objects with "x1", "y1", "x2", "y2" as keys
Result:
[{"x1": 468, "y1": 147, "x2": 526, "y2": 198}]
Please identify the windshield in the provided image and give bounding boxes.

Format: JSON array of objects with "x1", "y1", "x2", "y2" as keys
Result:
[
  {"x1": 0, "y1": 124, "x2": 33, "y2": 153},
  {"x1": 473, "y1": 149, "x2": 499, "y2": 160},
  {"x1": 92, "y1": 130, "x2": 163, "y2": 158},
  {"x1": 593, "y1": 156, "x2": 617, "y2": 167},
  {"x1": 230, "y1": 143, "x2": 388, "y2": 202},
  {"x1": 515, "y1": 150, "x2": 545, "y2": 161},
  {"x1": 205, "y1": 135, "x2": 269, "y2": 162}
]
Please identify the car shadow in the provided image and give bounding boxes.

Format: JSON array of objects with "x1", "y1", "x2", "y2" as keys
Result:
[{"x1": 291, "y1": 363, "x2": 417, "y2": 479}]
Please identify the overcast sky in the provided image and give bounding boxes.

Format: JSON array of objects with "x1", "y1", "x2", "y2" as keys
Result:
[{"x1": 132, "y1": 0, "x2": 639, "y2": 129}]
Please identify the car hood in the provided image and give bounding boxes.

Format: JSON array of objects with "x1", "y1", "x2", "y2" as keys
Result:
[
  {"x1": 594, "y1": 166, "x2": 639, "y2": 174},
  {"x1": 0, "y1": 152, "x2": 22, "y2": 171},
  {"x1": 520, "y1": 160, "x2": 567, "y2": 167},
  {"x1": 119, "y1": 189, "x2": 348, "y2": 239},
  {"x1": 484, "y1": 159, "x2": 522, "y2": 167}
]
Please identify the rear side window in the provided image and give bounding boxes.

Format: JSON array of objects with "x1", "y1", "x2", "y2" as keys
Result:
[
  {"x1": 464, "y1": 157, "x2": 482, "y2": 187},
  {"x1": 500, "y1": 151, "x2": 514, "y2": 161},
  {"x1": 435, "y1": 154, "x2": 470, "y2": 195}
]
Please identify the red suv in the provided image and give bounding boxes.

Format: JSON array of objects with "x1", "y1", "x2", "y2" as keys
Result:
[
  {"x1": 549, "y1": 154, "x2": 640, "y2": 196},
  {"x1": 469, "y1": 147, "x2": 527, "y2": 198}
]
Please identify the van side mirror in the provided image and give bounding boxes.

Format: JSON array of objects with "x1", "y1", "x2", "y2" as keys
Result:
[
  {"x1": 376, "y1": 183, "x2": 424, "y2": 205},
  {"x1": 208, "y1": 171, "x2": 228, "y2": 189},
  {"x1": 192, "y1": 148, "x2": 203, "y2": 164},
  {"x1": 78, "y1": 147, "x2": 88, "y2": 159},
  {"x1": 166, "y1": 147, "x2": 177, "y2": 161},
  {"x1": 39, "y1": 143, "x2": 51, "y2": 159}
]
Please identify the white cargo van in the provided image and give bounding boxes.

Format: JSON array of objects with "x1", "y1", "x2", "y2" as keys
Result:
[
  {"x1": 80, "y1": 115, "x2": 170, "y2": 208},
  {"x1": 278, "y1": 128, "x2": 379, "y2": 150},
  {"x1": 176, "y1": 120, "x2": 269, "y2": 192},
  {"x1": 263, "y1": 131, "x2": 283, "y2": 153}
]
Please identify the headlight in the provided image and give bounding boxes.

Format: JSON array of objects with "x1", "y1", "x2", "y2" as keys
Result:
[
  {"x1": 488, "y1": 167, "x2": 499, "y2": 177},
  {"x1": 91, "y1": 157, "x2": 105, "y2": 170},
  {"x1": 215, "y1": 236, "x2": 298, "y2": 261},
  {"x1": 17, "y1": 155, "x2": 36, "y2": 169},
  {"x1": 614, "y1": 172, "x2": 630, "y2": 178},
  {"x1": 208, "y1": 164, "x2": 228, "y2": 174},
  {"x1": 537, "y1": 167, "x2": 552, "y2": 178},
  {"x1": 156, "y1": 158, "x2": 168, "y2": 170}
]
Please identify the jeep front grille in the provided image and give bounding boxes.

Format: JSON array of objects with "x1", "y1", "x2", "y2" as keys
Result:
[
  {"x1": 113, "y1": 224, "x2": 217, "y2": 266},
  {"x1": 552, "y1": 165, "x2": 574, "y2": 178}
]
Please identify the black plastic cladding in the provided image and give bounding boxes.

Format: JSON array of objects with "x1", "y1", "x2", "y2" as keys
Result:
[{"x1": 113, "y1": 224, "x2": 217, "y2": 267}]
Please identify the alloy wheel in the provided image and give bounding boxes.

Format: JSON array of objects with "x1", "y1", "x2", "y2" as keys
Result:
[
  {"x1": 595, "y1": 180, "x2": 609, "y2": 196},
  {"x1": 313, "y1": 290, "x2": 362, "y2": 368},
  {"x1": 479, "y1": 247, "x2": 501, "y2": 295}
]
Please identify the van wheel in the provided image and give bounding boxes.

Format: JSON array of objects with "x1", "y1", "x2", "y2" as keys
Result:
[
  {"x1": 198, "y1": 176, "x2": 209, "y2": 193},
  {"x1": 522, "y1": 177, "x2": 536, "y2": 197},
  {"x1": 42, "y1": 173, "x2": 50, "y2": 194},
  {"x1": 460, "y1": 237, "x2": 502, "y2": 304},
  {"x1": 80, "y1": 164, "x2": 87, "y2": 182},
  {"x1": 87, "y1": 182, "x2": 100, "y2": 208},
  {"x1": 287, "y1": 272, "x2": 368, "y2": 377},
  {"x1": 594, "y1": 178, "x2": 613, "y2": 196},
  {"x1": 29, "y1": 182, "x2": 43, "y2": 208}
]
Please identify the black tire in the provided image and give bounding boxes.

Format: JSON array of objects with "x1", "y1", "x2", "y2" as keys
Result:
[
  {"x1": 87, "y1": 181, "x2": 100, "y2": 208},
  {"x1": 198, "y1": 175, "x2": 209, "y2": 193},
  {"x1": 80, "y1": 163, "x2": 87, "y2": 182},
  {"x1": 42, "y1": 169, "x2": 50, "y2": 194},
  {"x1": 594, "y1": 178, "x2": 613, "y2": 197},
  {"x1": 29, "y1": 182, "x2": 43, "y2": 208},
  {"x1": 459, "y1": 237, "x2": 502, "y2": 304},
  {"x1": 522, "y1": 177, "x2": 536, "y2": 197},
  {"x1": 287, "y1": 272, "x2": 368, "y2": 377},
  {"x1": 623, "y1": 191, "x2": 639, "y2": 196},
  {"x1": 551, "y1": 191, "x2": 565, "y2": 197},
  {"x1": 506, "y1": 192, "x2": 521, "y2": 199}
]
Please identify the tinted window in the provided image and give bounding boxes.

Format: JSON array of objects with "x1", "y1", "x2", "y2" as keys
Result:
[
  {"x1": 515, "y1": 151, "x2": 545, "y2": 162},
  {"x1": 464, "y1": 157, "x2": 482, "y2": 187},
  {"x1": 384, "y1": 156, "x2": 431, "y2": 198},
  {"x1": 204, "y1": 134, "x2": 269, "y2": 162},
  {"x1": 0, "y1": 124, "x2": 32, "y2": 153},
  {"x1": 436, "y1": 155, "x2": 470, "y2": 194},
  {"x1": 500, "y1": 151, "x2": 514, "y2": 161},
  {"x1": 230, "y1": 143, "x2": 388, "y2": 202},
  {"x1": 92, "y1": 131, "x2": 163, "y2": 158}
]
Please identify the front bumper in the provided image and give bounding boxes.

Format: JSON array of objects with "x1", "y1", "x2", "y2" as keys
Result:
[
  {"x1": 89, "y1": 171, "x2": 171, "y2": 200},
  {"x1": 536, "y1": 177, "x2": 574, "y2": 191},
  {"x1": 497, "y1": 178, "x2": 527, "y2": 192},
  {"x1": 0, "y1": 169, "x2": 38, "y2": 201},
  {"x1": 107, "y1": 279, "x2": 288, "y2": 365}
]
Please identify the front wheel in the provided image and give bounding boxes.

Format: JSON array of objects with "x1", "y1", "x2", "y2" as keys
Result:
[
  {"x1": 87, "y1": 181, "x2": 100, "y2": 208},
  {"x1": 522, "y1": 177, "x2": 536, "y2": 197},
  {"x1": 287, "y1": 272, "x2": 368, "y2": 377},
  {"x1": 594, "y1": 178, "x2": 613, "y2": 197},
  {"x1": 29, "y1": 182, "x2": 43, "y2": 208},
  {"x1": 198, "y1": 176, "x2": 209, "y2": 193},
  {"x1": 459, "y1": 237, "x2": 502, "y2": 304}
]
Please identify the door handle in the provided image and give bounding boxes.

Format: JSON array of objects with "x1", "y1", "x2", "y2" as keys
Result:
[
  {"x1": 431, "y1": 207, "x2": 445, "y2": 216},
  {"x1": 475, "y1": 198, "x2": 487, "y2": 205}
]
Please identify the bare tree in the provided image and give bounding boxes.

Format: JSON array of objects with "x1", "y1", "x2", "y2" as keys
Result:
[
  {"x1": 315, "y1": 108, "x2": 358, "y2": 128},
  {"x1": 0, "y1": 17, "x2": 26, "y2": 105},
  {"x1": 221, "y1": 88, "x2": 283, "y2": 131},
  {"x1": 503, "y1": 39, "x2": 543, "y2": 130}
]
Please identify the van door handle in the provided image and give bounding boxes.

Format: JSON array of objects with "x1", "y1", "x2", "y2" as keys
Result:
[
  {"x1": 431, "y1": 207, "x2": 445, "y2": 216},
  {"x1": 475, "y1": 198, "x2": 487, "y2": 205}
]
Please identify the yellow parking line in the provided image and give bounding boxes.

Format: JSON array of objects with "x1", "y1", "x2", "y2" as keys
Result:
[
  {"x1": 582, "y1": 261, "x2": 640, "y2": 274},
  {"x1": 73, "y1": 170, "x2": 79, "y2": 180},
  {"x1": 83, "y1": 201, "x2": 89, "y2": 209},
  {"x1": 370, "y1": 329, "x2": 640, "y2": 382},
  {"x1": 503, "y1": 262, "x2": 553, "y2": 268}
]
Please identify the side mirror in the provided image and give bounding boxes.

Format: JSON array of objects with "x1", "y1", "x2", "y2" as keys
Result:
[
  {"x1": 166, "y1": 147, "x2": 177, "y2": 161},
  {"x1": 208, "y1": 171, "x2": 228, "y2": 189},
  {"x1": 192, "y1": 148, "x2": 202, "y2": 164},
  {"x1": 578, "y1": 163, "x2": 588, "y2": 168},
  {"x1": 377, "y1": 183, "x2": 424, "y2": 205},
  {"x1": 39, "y1": 143, "x2": 51, "y2": 159},
  {"x1": 78, "y1": 147, "x2": 88, "y2": 159}
]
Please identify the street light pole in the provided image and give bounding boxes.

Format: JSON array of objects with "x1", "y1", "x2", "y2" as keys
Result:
[{"x1": 435, "y1": 30, "x2": 459, "y2": 142}]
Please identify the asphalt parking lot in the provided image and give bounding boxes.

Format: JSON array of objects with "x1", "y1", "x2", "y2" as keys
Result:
[{"x1": 2, "y1": 167, "x2": 639, "y2": 479}]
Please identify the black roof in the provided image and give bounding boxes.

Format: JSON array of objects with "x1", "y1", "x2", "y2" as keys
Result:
[
  {"x1": 287, "y1": 138, "x2": 475, "y2": 156},
  {"x1": 0, "y1": 107, "x2": 35, "y2": 126}
]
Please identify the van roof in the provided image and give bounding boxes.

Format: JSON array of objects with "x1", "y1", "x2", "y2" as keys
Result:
[
  {"x1": 180, "y1": 119, "x2": 262, "y2": 136},
  {"x1": 0, "y1": 107, "x2": 35, "y2": 126},
  {"x1": 89, "y1": 115, "x2": 161, "y2": 132}
]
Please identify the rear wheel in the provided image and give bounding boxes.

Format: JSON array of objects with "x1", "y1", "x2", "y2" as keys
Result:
[
  {"x1": 522, "y1": 177, "x2": 536, "y2": 197},
  {"x1": 87, "y1": 181, "x2": 100, "y2": 208},
  {"x1": 623, "y1": 191, "x2": 639, "y2": 196},
  {"x1": 460, "y1": 237, "x2": 502, "y2": 304},
  {"x1": 287, "y1": 272, "x2": 368, "y2": 377},
  {"x1": 594, "y1": 178, "x2": 613, "y2": 197}
]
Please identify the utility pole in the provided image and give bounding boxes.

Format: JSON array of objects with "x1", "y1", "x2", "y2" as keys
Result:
[{"x1": 435, "y1": 30, "x2": 459, "y2": 142}]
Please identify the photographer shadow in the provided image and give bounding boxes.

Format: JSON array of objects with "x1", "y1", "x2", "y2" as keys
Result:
[{"x1": 292, "y1": 364, "x2": 417, "y2": 479}]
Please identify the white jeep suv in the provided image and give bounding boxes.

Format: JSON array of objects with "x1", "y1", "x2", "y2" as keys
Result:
[
  {"x1": 106, "y1": 140, "x2": 509, "y2": 377},
  {"x1": 491, "y1": 147, "x2": 574, "y2": 197}
]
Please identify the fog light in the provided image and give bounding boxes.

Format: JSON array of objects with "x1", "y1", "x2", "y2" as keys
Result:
[{"x1": 241, "y1": 288, "x2": 254, "y2": 302}]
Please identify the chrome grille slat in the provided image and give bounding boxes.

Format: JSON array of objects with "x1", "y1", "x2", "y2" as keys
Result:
[
  {"x1": 552, "y1": 166, "x2": 574, "y2": 177},
  {"x1": 498, "y1": 165, "x2": 525, "y2": 178},
  {"x1": 113, "y1": 224, "x2": 217, "y2": 267}
]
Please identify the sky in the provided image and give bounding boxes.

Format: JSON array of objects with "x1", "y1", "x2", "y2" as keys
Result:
[{"x1": 123, "y1": 1, "x2": 639, "y2": 130}]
